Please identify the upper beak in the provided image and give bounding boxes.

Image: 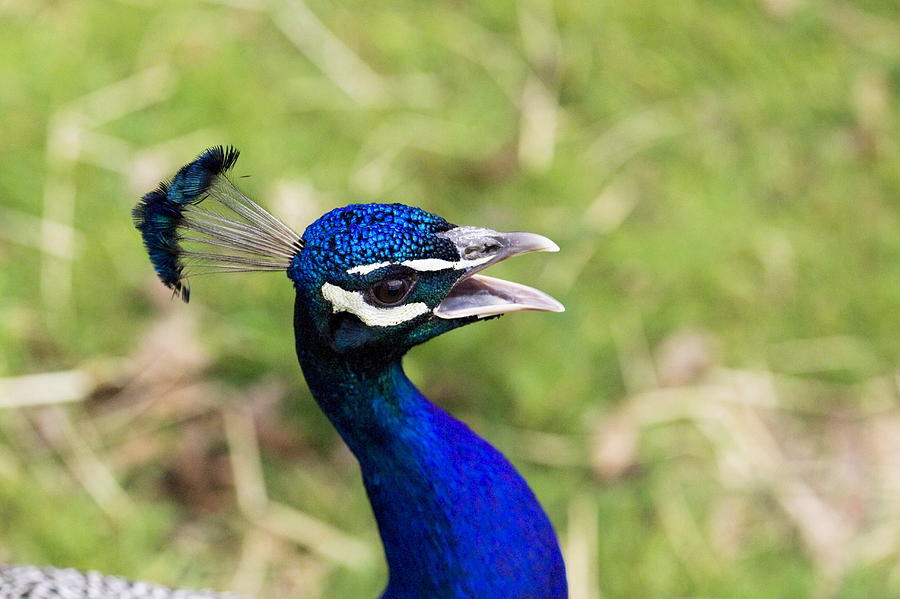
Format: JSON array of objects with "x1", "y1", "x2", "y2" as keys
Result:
[{"x1": 434, "y1": 227, "x2": 565, "y2": 319}]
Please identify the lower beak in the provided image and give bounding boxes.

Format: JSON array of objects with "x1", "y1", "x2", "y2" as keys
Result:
[{"x1": 434, "y1": 228, "x2": 565, "y2": 320}]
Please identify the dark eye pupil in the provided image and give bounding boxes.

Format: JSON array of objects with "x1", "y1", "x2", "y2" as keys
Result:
[{"x1": 372, "y1": 278, "x2": 411, "y2": 306}]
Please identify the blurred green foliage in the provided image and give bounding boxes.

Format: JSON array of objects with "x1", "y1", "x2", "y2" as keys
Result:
[{"x1": 0, "y1": 1, "x2": 898, "y2": 598}]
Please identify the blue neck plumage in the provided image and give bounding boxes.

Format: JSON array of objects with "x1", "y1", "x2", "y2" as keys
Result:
[{"x1": 293, "y1": 299, "x2": 567, "y2": 599}]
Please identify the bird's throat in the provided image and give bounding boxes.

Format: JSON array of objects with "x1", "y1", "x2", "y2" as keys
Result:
[{"x1": 293, "y1": 306, "x2": 567, "y2": 598}]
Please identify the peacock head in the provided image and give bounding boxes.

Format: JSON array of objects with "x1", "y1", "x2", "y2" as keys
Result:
[
  {"x1": 292, "y1": 203, "x2": 562, "y2": 355},
  {"x1": 134, "y1": 147, "x2": 563, "y2": 358}
]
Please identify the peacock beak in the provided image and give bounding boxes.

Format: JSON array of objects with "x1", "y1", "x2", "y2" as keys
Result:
[{"x1": 434, "y1": 228, "x2": 565, "y2": 319}]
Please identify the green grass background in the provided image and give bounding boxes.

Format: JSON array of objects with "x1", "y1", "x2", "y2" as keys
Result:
[{"x1": 1, "y1": 0, "x2": 898, "y2": 597}]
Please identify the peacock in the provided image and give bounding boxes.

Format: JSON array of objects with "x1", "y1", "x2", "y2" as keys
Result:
[{"x1": 1, "y1": 147, "x2": 567, "y2": 599}]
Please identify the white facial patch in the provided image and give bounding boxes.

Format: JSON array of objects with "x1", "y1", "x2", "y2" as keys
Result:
[
  {"x1": 321, "y1": 282, "x2": 429, "y2": 327},
  {"x1": 346, "y1": 255, "x2": 493, "y2": 276}
]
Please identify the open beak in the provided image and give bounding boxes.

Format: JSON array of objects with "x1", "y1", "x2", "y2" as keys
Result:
[{"x1": 434, "y1": 227, "x2": 565, "y2": 319}]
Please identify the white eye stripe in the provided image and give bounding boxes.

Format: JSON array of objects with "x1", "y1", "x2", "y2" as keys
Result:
[
  {"x1": 346, "y1": 262, "x2": 391, "y2": 275},
  {"x1": 346, "y1": 255, "x2": 492, "y2": 276},
  {"x1": 321, "y1": 282, "x2": 429, "y2": 327},
  {"x1": 403, "y1": 257, "x2": 492, "y2": 271}
]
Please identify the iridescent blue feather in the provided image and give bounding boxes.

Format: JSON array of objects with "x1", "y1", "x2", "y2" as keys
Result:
[
  {"x1": 166, "y1": 145, "x2": 240, "y2": 205},
  {"x1": 132, "y1": 180, "x2": 188, "y2": 300}
]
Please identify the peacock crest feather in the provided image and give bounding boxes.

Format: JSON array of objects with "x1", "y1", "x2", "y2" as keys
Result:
[{"x1": 132, "y1": 146, "x2": 303, "y2": 302}]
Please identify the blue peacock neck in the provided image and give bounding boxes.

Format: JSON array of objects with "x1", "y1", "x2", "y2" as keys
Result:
[{"x1": 293, "y1": 301, "x2": 567, "y2": 599}]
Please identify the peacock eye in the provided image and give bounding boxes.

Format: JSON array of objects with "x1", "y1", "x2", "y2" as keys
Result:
[{"x1": 369, "y1": 277, "x2": 415, "y2": 307}]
